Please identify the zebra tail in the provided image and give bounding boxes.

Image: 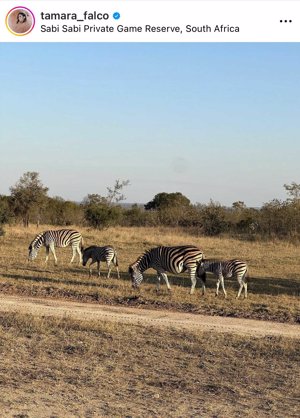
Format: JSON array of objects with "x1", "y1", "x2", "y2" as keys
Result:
[
  {"x1": 243, "y1": 269, "x2": 249, "y2": 282},
  {"x1": 81, "y1": 237, "x2": 84, "y2": 252}
]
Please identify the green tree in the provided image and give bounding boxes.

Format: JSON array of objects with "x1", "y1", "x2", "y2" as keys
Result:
[
  {"x1": 10, "y1": 172, "x2": 49, "y2": 227},
  {"x1": 43, "y1": 197, "x2": 83, "y2": 226},
  {"x1": 0, "y1": 195, "x2": 10, "y2": 225},
  {"x1": 232, "y1": 201, "x2": 246, "y2": 211},
  {"x1": 83, "y1": 199, "x2": 123, "y2": 229},
  {"x1": 260, "y1": 199, "x2": 286, "y2": 237},
  {"x1": 124, "y1": 204, "x2": 148, "y2": 227},
  {"x1": 144, "y1": 192, "x2": 191, "y2": 226},
  {"x1": 197, "y1": 200, "x2": 228, "y2": 236},
  {"x1": 83, "y1": 180, "x2": 129, "y2": 229},
  {"x1": 0, "y1": 195, "x2": 11, "y2": 236},
  {"x1": 145, "y1": 192, "x2": 190, "y2": 211}
]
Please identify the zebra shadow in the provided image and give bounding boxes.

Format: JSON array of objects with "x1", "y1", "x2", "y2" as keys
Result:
[
  {"x1": 1, "y1": 272, "x2": 119, "y2": 289},
  {"x1": 246, "y1": 276, "x2": 300, "y2": 296},
  {"x1": 13, "y1": 266, "x2": 56, "y2": 274},
  {"x1": 2, "y1": 272, "x2": 63, "y2": 285},
  {"x1": 141, "y1": 273, "x2": 300, "y2": 297}
]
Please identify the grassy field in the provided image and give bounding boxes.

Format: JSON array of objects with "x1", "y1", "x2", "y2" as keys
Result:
[
  {"x1": 0, "y1": 225, "x2": 299, "y2": 417},
  {"x1": 0, "y1": 311, "x2": 299, "y2": 418},
  {"x1": 0, "y1": 225, "x2": 299, "y2": 323}
]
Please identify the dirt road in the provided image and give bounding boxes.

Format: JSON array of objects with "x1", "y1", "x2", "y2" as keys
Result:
[{"x1": 0, "y1": 294, "x2": 299, "y2": 338}]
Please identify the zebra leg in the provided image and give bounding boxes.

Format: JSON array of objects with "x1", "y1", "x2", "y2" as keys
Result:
[
  {"x1": 76, "y1": 245, "x2": 82, "y2": 264},
  {"x1": 107, "y1": 261, "x2": 111, "y2": 279},
  {"x1": 236, "y1": 279, "x2": 244, "y2": 299},
  {"x1": 116, "y1": 265, "x2": 120, "y2": 279},
  {"x1": 45, "y1": 246, "x2": 50, "y2": 264},
  {"x1": 199, "y1": 277, "x2": 206, "y2": 296},
  {"x1": 190, "y1": 271, "x2": 197, "y2": 295},
  {"x1": 197, "y1": 270, "x2": 206, "y2": 296},
  {"x1": 220, "y1": 276, "x2": 227, "y2": 298},
  {"x1": 243, "y1": 282, "x2": 248, "y2": 298},
  {"x1": 216, "y1": 278, "x2": 220, "y2": 297},
  {"x1": 156, "y1": 274, "x2": 161, "y2": 292},
  {"x1": 161, "y1": 273, "x2": 171, "y2": 291},
  {"x1": 97, "y1": 261, "x2": 101, "y2": 278},
  {"x1": 88, "y1": 260, "x2": 96, "y2": 277},
  {"x1": 49, "y1": 244, "x2": 58, "y2": 265},
  {"x1": 70, "y1": 246, "x2": 76, "y2": 264},
  {"x1": 114, "y1": 257, "x2": 120, "y2": 279}
]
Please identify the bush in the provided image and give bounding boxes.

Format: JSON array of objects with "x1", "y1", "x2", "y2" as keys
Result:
[
  {"x1": 196, "y1": 201, "x2": 229, "y2": 236},
  {"x1": 84, "y1": 204, "x2": 123, "y2": 229},
  {"x1": 123, "y1": 204, "x2": 149, "y2": 226}
]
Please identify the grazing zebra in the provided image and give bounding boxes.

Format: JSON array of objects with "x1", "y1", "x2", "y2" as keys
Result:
[
  {"x1": 82, "y1": 245, "x2": 120, "y2": 279},
  {"x1": 129, "y1": 245, "x2": 204, "y2": 294},
  {"x1": 196, "y1": 259, "x2": 248, "y2": 299},
  {"x1": 28, "y1": 229, "x2": 83, "y2": 265}
]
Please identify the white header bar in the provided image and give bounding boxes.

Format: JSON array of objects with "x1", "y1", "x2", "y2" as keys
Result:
[{"x1": 1, "y1": 1, "x2": 299, "y2": 42}]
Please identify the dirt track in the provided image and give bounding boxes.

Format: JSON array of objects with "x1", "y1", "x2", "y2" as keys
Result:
[{"x1": 0, "y1": 294, "x2": 299, "y2": 338}]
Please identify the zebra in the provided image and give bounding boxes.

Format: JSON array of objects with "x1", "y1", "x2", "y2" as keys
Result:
[
  {"x1": 196, "y1": 259, "x2": 248, "y2": 299},
  {"x1": 129, "y1": 245, "x2": 204, "y2": 294},
  {"x1": 28, "y1": 229, "x2": 83, "y2": 265},
  {"x1": 82, "y1": 245, "x2": 120, "y2": 279}
]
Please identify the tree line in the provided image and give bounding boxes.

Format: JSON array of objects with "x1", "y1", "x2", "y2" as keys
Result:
[{"x1": 1, "y1": 172, "x2": 300, "y2": 240}]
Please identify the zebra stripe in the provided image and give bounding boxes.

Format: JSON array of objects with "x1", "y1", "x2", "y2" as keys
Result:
[
  {"x1": 82, "y1": 245, "x2": 120, "y2": 279},
  {"x1": 28, "y1": 229, "x2": 83, "y2": 265},
  {"x1": 196, "y1": 259, "x2": 248, "y2": 299},
  {"x1": 129, "y1": 245, "x2": 204, "y2": 294}
]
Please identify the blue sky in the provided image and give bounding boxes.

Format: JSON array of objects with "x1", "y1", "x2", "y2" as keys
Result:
[{"x1": 0, "y1": 43, "x2": 299, "y2": 206}]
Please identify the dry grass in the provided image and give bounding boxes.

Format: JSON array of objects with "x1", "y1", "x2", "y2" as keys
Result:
[
  {"x1": 0, "y1": 311, "x2": 299, "y2": 418},
  {"x1": 0, "y1": 225, "x2": 299, "y2": 417},
  {"x1": 0, "y1": 225, "x2": 299, "y2": 323}
]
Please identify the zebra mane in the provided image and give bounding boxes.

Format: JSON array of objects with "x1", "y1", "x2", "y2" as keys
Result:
[
  {"x1": 83, "y1": 245, "x2": 98, "y2": 251},
  {"x1": 203, "y1": 259, "x2": 220, "y2": 263},
  {"x1": 30, "y1": 232, "x2": 45, "y2": 248},
  {"x1": 130, "y1": 249, "x2": 152, "y2": 270},
  {"x1": 201, "y1": 259, "x2": 222, "y2": 266},
  {"x1": 204, "y1": 259, "x2": 239, "y2": 264}
]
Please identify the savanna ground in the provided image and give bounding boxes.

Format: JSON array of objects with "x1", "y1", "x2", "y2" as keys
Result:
[
  {"x1": 0, "y1": 225, "x2": 299, "y2": 322},
  {"x1": 0, "y1": 225, "x2": 299, "y2": 417}
]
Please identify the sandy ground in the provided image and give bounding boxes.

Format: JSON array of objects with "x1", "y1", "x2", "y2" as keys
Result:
[{"x1": 0, "y1": 294, "x2": 299, "y2": 338}]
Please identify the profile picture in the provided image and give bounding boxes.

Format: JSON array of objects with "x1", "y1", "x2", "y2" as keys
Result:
[{"x1": 6, "y1": 6, "x2": 35, "y2": 36}]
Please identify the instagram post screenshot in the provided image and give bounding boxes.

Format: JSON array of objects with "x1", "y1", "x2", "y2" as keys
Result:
[{"x1": 0, "y1": 1, "x2": 299, "y2": 417}]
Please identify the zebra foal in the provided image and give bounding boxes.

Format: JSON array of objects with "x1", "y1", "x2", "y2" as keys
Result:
[
  {"x1": 196, "y1": 259, "x2": 248, "y2": 299},
  {"x1": 28, "y1": 229, "x2": 83, "y2": 265},
  {"x1": 82, "y1": 246, "x2": 120, "y2": 278},
  {"x1": 129, "y1": 245, "x2": 204, "y2": 294}
]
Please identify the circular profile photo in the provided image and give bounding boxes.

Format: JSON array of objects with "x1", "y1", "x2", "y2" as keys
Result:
[{"x1": 6, "y1": 6, "x2": 35, "y2": 36}]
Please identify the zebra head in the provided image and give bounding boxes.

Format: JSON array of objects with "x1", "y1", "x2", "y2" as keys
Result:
[
  {"x1": 82, "y1": 249, "x2": 90, "y2": 266},
  {"x1": 28, "y1": 243, "x2": 38, "y2": 261},
  {"x1": 28, "y1": 232, "x2": 45, "y2": 261},
  {"x1": 128, "y1": 264, "x2": 144, "y2": 288}
]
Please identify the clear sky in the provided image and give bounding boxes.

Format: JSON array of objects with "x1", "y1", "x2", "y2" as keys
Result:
[{"x1": 0, "y1": 43, "x2": 299, "y2": 206}]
